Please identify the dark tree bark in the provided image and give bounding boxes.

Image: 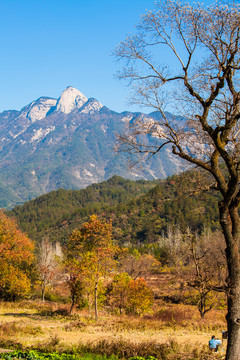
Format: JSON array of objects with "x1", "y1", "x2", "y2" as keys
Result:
[
  {"x1": 94, "y1": 281, "x2": 98, "y2": 321},
  {"x1": 221, "y1": 206, "x2": 240, "y2": 357},
  {"x1": 70, "y1": 293, "x2": 75, "y2": 314}
]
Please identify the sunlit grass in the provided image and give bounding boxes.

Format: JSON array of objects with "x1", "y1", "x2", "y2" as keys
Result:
[{"x1": 0, "y1": 301, "x2": 227, "y2": 359}]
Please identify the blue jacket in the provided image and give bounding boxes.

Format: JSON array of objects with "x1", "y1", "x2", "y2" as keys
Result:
[{"x1": 209, "y1": 339, "x2": 221, "y2": 349}]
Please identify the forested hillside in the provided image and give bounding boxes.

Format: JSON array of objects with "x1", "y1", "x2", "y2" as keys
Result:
[
  {"x1": 9, "y1": 170, "x2": 221, "y2": 246},
  {"x1": 8, "y1": 176, "x2": 157, "y2": 242},
  {"x1": 111, "y1": 170, "x2": 221, "y2": 246}
]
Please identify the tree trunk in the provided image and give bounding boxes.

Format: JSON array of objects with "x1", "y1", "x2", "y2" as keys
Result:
[
  {"x1": 226, "y1": 285, "x2": 240, "y2": 359},
  {"x1": 41, "y1": 282, "x2": 46, "y2": 302},
  {"x1": 94, "y1": 281, "x2": 98, "y2": 321},
  {"x1": 219, "y1": 206, "x2": 240, "y2": 360},
  {"x1": 198, "y1": 295, "x2": 205, "y2": 319},
  {"x1": 70, "y1": 293, "x2": 75, "y2": 314}
]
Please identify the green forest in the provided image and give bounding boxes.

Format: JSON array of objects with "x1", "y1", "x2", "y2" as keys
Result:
[{"x1": 8, "y1": 170, "x2": 221, "y2": 247}]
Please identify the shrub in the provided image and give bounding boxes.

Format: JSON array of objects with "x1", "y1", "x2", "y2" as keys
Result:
[
  {"x1": 38, "y1": 307, "x2": 69, "y2": 318},
  {"x1": 0, "y1": 352, "x2": 118, "y2": 360}
]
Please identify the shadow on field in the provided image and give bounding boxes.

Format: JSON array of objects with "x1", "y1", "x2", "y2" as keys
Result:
[{"x1": 3, "y1": 312, "x2": 47, "y2": 320}]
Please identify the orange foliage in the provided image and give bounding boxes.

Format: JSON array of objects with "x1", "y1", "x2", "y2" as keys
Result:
[
  {"x1": 127, "y1": 278, "x2": 154, "y2": 315},
  {"x1": 68, "y1": 215, "x2": 116, "y2": 283},
  {"x1": 0, "y1": 211, "x2": 34, "y2": 299},
  {"x1": 108, "y1": 274, "x2": 154, "y2": 315},
  {"x1": 69, "y1": 214, "x2": 114, "y2": 252}
]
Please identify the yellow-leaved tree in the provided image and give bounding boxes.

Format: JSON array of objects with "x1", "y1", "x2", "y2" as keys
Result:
[{"x1": 66, "y1": 215, "x2": 116, "y2": 319}]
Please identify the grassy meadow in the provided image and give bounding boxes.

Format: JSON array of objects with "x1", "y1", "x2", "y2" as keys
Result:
[{"x1": 0, "y1": 294, "x2": 227, "y2": 360}]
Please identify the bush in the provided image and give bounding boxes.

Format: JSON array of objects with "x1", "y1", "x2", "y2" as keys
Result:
[
  {"x1": 44, "y1": 292, "x2": 70, "y2": 304},
  {"x1": 38, "y1": 307, "x2": 69, "y2": 318}
]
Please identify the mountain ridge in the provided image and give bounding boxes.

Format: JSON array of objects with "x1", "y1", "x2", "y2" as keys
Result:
[{"x1": 0, "y1": 86, "x2": 188, "y2": 208}]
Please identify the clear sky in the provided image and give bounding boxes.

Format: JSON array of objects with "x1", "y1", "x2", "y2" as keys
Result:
[{"x1": 0, "y1": 0, "x2": 217, "y2": 113}]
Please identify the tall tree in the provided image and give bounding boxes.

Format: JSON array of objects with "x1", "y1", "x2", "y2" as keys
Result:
[
  {"x1": 115, "y1": 1, "x2": 240, "y2": 358},
  {"x1": 0, "y1": 211, "x2": 34, "y2": 300},
  {"x1": 66, "y1": 215, "x2": 116, "y2": 320}
]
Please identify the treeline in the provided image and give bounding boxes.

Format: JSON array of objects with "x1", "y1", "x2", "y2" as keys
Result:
[{"x1": 9, "y1": 170, "x2": 221, "y2": 246}]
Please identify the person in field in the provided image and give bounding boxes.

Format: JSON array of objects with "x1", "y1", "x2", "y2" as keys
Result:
[{"x1": 209, "y1": 335, "x2": 222, "y2": 352}]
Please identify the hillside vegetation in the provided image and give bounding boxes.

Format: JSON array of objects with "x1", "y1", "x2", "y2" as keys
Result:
[
  {"x1": 9, "y1": 170, "x2": 221, "y2": 246},
  {"x1": 8, "y1": 176, "x2": 158, "y2": 243}
]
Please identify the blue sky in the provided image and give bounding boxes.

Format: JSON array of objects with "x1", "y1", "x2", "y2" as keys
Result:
[{"x1": 0, "y1": 0, "x2": 217, "y2": 113}]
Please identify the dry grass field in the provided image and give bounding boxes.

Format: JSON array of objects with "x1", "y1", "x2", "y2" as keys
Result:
[
  {"x1": 0, "y1": 299, "x2": 227, "y2": 360},
  {"x1": 0, "y1": 271, "x2": 228, "y2": 359}
]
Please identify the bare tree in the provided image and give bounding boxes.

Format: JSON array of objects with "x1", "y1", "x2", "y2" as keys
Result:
[
  {"x1": 186, "y1": 232, "x2": 227, "y2": 318},
  {"x1": 114, "y1": 1, "x2": 240, "y2": 358},
  {"x1": 37, "y1": 238, "x2": 62, "y2": 302},
  {"x1": 118, "y1": 249, "x2": 160, "y2": 280}
]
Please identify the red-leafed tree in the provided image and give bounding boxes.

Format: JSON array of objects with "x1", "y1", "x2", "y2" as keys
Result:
[{"x1": 0, "y1": 211, "x2": 34, "y2": 300}]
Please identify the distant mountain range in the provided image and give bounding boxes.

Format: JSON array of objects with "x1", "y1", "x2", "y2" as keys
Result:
[{"x1": 0, "y1": 86, "x2": 187, "y2": 208}]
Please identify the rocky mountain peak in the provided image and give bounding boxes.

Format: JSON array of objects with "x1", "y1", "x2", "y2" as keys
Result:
[
  {"x1": 56, "y1": 86, "x2": 88, "y2": 114},
  {"x1": 0, "y1": 87, "x2": 188, "y2": 209},
  {"x1": 26, "y1": 97, "x2": 57, "y2": 122},
  {"x1": 79, "y1": 98, "x2": 103, "y2": 114}
]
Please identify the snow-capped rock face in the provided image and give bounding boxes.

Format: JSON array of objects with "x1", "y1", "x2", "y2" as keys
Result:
[
  {"x1": 79, "y1": 98, "x2": 103, "y2": 114},
  {"x1": 26, "y1": 98, "x2": 57, "y2": 122},
  {"x1": 56, "y1": 86, "x2": 88, "y2": 114}
]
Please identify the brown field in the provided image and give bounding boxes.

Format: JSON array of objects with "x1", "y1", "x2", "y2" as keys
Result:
[
  {"x1": 0, "y1": 300, "x2": 227, "y2": 359},
  {"x1": 0, "y1": 273, "x2": 228, "y2": 359}
]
